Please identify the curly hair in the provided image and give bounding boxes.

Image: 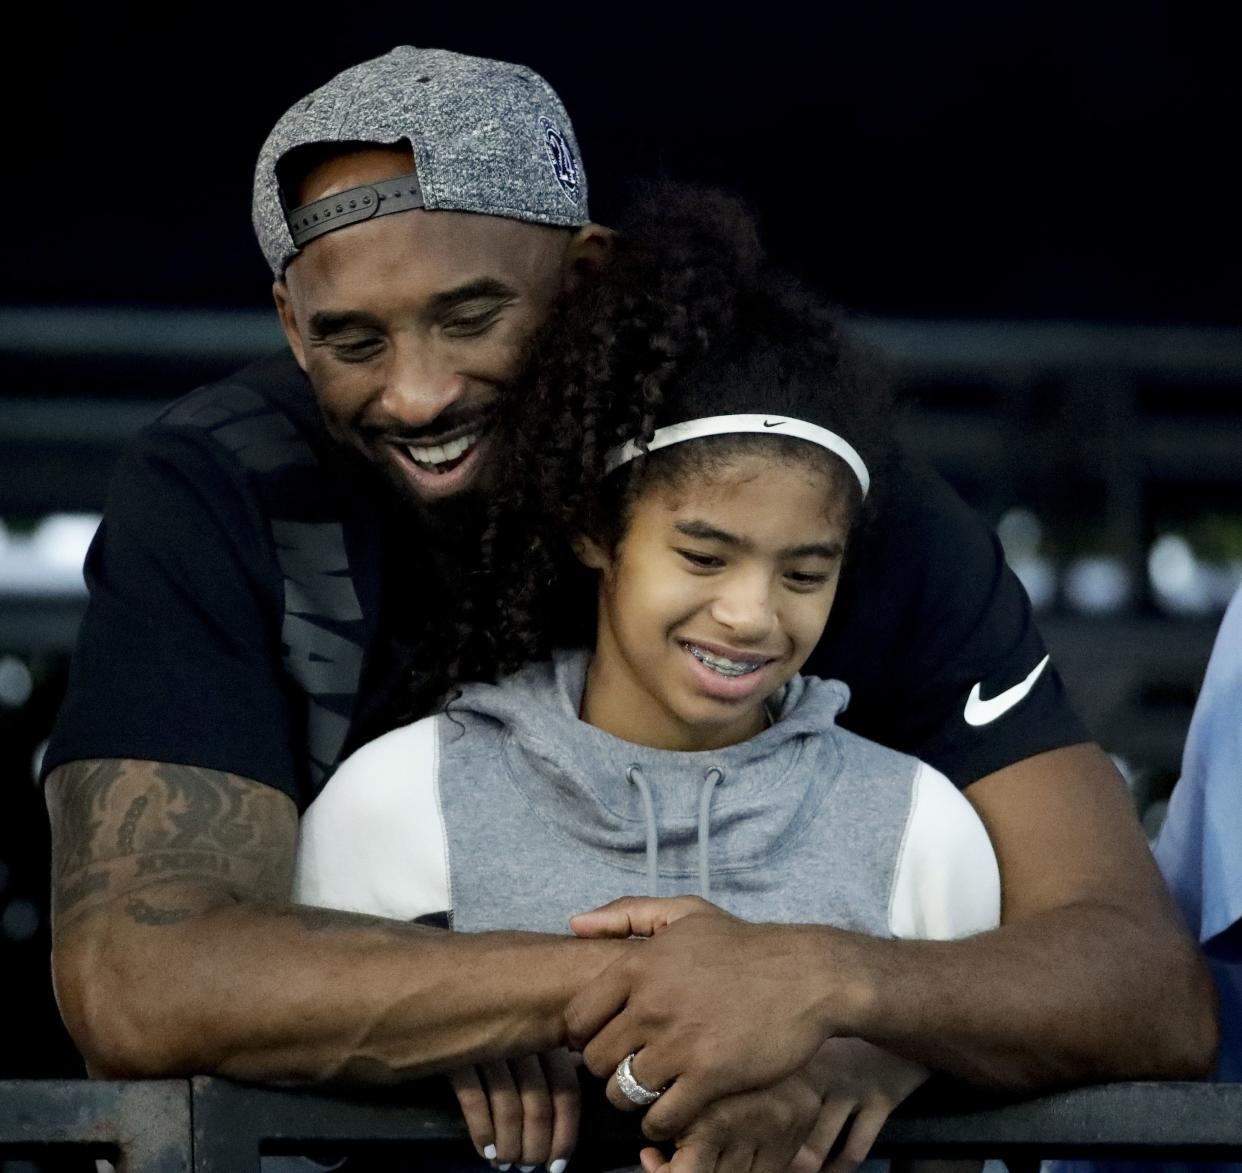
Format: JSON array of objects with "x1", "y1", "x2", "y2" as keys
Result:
[{"x1": 404, "y1": 182, "x2": 893, "y2": 716}]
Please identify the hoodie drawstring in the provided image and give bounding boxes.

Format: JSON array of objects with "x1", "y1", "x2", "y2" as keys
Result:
[
  {"x1": 626, "y1": 765, "x2": 660, "y2": 897},
  {"x1": 697, "y1": 766, "x2": 725, "y2": 901},
  {"x1": 627, "y1": 763, "x2": 726, "y2": 901}
]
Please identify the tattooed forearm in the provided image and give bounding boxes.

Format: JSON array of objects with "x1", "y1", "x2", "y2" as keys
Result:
[
  {"x1": 119, "y1": 883, "x2": 433, "y2": 938},
  {"x1": 126, "y1": 898, "x2": 194, "y2": 926},
  {"x1": 47, "y1": 759, "x2": 298, "y2": 926},
  {"x1": 116, "y1": 795, "x2": 148, "y2": 854},
  {"x1": 58, "y1": 870, "x2": 109, "y2": 911},
  {"x1": 54, "y1": 759, "x2": 126, "y2": 877},
  {"x1": 135, "y1": 851, "x2": 232, "y2": 878},
  {"x1": 157, "y1": 763, "x2": 255, "y2": 851}
]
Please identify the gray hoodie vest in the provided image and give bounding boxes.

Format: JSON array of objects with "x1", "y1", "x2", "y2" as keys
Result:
[{"x1": 295, "y1": 649, "x2": 999, "y2": 940}]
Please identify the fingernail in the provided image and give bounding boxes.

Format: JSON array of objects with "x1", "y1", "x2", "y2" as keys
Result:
[
  {"x1": 484, "y1": 1146, "x2": 498, "y2": 1161},
  {"x1": 498, "y1": 1165, "x2": 512, "y2": 1171},
  {"x1": 549, "y1": 1161, "x2": 568, "y2": 1173},
  {"x1": 520, "y1": 1166, "x2": 537, "y2": 1171}
]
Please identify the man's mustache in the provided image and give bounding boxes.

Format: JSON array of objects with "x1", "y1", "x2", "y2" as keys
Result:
[{"x1": 363, "y1": 399, "x2": 503, "y2": 444}]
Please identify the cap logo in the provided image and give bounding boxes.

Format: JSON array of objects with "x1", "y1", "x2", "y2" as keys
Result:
[{"x1": 540, "y1": 116, "x2": 580, "y2": 204}]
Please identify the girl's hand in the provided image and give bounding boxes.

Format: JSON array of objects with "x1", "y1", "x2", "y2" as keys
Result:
[
  {"x1": 450, "y1": 1049, "x2": 579, "y2": 1172},
  {"x1": 639, "y1": 1037, "x2": 929, "y2": 1173},
  {"x1": 636, "y1": 1071, "x2": 823, "y2": 1173},
  {"x1": 800, "y1": 1037, "x2": 931, "y2": 1173},
  {"x1": 570, "y1": 894, "x2": 730, "y2": 940}
]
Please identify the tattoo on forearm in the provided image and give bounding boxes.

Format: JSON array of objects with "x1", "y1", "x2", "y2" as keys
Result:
[
  {"x1": 134, "y1": 851, "x2": 232, "y2": 878},
  {"x1": 48, "y1": 759, "x2": 297, "y2": 925},
  {"x1": 54, "y1": 759, "x2": 126, "y2": 877},
  {"x1": 116, "y1": 795, "x2": 148, "y2": 854},
  {"x1": 58, "y1": 870, "x2": 109, "y2": 911},
  {"x1": 126, "y1": 898, "x2": 194, "y2": 926},
  {"x1": 156, "y1": 763, "x2": 254, "y2": 851}
]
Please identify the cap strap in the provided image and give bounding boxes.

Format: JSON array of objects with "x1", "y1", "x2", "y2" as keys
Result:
[
  {"x1": 603, "y1": 413, "x2": 870, "y2": 497},
  {"x1": 286, "y1": 172, "x2": 425, "y2": 249}
]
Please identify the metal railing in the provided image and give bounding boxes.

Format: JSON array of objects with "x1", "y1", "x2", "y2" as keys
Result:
[
  {"x1": 3, "y1": 1079, "x2": 1242, "y2": 1172},
  {"x1": 0, "y1": 1079, "x2": 189, "y2": 1172}
]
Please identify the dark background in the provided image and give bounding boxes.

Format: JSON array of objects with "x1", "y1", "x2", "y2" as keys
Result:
[
  {"x1": 4, "y1": 1, "x2": 1240, "y2": 324},
  {"x1": 1, "y1": 0, "x2": 1240, "y2": 1098}
]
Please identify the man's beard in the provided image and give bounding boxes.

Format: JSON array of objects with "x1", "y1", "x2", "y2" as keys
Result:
[
  {"x1": 406, "y1": 481, "x2": 489, "y2": 546},
  {"x1": 337, "y1": 438, "x2": 491, "y2": 551}
]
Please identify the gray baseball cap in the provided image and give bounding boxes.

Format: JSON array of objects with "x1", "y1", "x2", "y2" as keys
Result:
[{"x1": 253, "y1": 46, "x2": 590, "y2": 276}]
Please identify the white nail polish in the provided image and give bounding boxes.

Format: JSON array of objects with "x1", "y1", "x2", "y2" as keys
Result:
[
  {"x1": 484, "y1": 1146, "x2": 498, "y2": 1160},
  {"x1": 520, "y1": 1165, "x2": 537, "y2": 1171},
  {"x1": 498, "y1": 1165, "x2": 512, "y2": 1170},
  {"x1": 550, "y1": 1160, "x2": 568, "y2": 1173}
]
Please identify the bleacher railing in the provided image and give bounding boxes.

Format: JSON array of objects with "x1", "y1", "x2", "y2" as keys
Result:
[{"x1": 3, "y1": 1079, "x2": 1242, "y2": 1172}]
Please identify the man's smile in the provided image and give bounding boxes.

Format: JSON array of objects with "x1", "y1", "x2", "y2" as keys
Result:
[
  {"x1": 399, "y1": 413, "x2": 492, "y2": 474},
  {"x1": 387, "y1": 426, "x2": 497, "y2": 500}
]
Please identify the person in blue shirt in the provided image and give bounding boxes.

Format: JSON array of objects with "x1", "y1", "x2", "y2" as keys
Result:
[
  {"x1": 1055, "y1": 582, "x2": 1242, "y2": 1173},
  {"x1": 1156, "y1": 583, "x2": 1242, "y2": 1097}
]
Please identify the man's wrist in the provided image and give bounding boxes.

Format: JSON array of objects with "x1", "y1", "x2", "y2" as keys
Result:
[
  {"x1": 555, "y1": 935, "x2": 632, "y2": 1003},
  {"x1": 787, "y1": 922, "x2": 885, "y2": 1041}
]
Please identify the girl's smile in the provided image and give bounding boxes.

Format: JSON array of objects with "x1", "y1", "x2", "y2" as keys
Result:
[{"x1": 679, "y1": 638, "x2": 779, "y2": 698}]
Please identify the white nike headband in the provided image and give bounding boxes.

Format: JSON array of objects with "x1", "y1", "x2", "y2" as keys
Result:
[{"x1": 603, "y1": 414, "x2": 870, "y2": 498}]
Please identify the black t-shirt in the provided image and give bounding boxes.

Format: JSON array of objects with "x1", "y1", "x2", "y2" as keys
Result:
[{"x1": 44, "y1": 352, "x2": 1087, "y2": 810}]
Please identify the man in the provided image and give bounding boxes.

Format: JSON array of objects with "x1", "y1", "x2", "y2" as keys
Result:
[{"x1": 44, "y1": 42, "x2": 1213, "y2": 1163}]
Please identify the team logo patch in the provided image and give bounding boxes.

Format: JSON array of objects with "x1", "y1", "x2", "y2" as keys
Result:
[{"x1": 540, "y1": 116, "x2": 580, "y2": 204}]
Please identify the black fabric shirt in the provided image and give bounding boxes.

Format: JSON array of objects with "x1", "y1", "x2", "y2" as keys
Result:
[{"x1": 44, "y1": 351, "x2": 1087, "y2": 810}]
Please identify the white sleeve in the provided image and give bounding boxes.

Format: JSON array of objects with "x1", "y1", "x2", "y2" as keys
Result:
[
  {"x1": 293, "y1": 717, "x2": 450, "y2": 921},
  {"x1": 888, "y1": 761, "x2": 1001, "y2": 940}
]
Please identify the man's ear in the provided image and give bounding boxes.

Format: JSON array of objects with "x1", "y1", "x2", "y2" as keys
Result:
[
  {"x1": 562, "y1": 223, "x2": 615, "y2": 290},
  {"x1": 272, "y1": 280, "x2": 308, "y2": 372},
  {"x1": 571, "y1": 532, "x2": 609, "y2": 570}
]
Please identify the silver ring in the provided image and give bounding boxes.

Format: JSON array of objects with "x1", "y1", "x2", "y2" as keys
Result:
[{"x1": 615, "y1": 1051, "x2": 662, "y2": 1106}]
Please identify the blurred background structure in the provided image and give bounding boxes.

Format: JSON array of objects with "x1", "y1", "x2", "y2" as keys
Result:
[{"x1": 2, "y1": 1, "x2": 1240, "y2": 1092}]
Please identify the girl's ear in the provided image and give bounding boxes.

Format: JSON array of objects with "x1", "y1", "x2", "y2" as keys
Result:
[{"x1": 571, "y1": 533, "x2": 609, "y2": 570}]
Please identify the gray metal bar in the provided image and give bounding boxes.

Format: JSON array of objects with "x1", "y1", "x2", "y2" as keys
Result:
[
  {"x1": 0, "y1": 591, "x2": 89, "y2": 652},
  {"x1": 0, "y1": 399, "x2": 163, "y2": 443},
  {"x1": 850, "y1": 317, "x2": 1242, "y2": 378},
  {"x1": 190, "y1": 1078, "x2": 1242, "y2": 1170},
  {"x1": 5, "y1": 307, "x2": 1242, "y2": 378},
  {"x1": 0, "y1": 307, "x2": 284, "y2": 362},
  {"x1": 0, "y1": 1079, "x2": 190, "y2": 1172},
  {"x1": 876, "y1": 1081, "x2": 1242, "y2": 1159},
  {"x1": 192, "y1": 1076, "x2": 469, "y2": 1173}
]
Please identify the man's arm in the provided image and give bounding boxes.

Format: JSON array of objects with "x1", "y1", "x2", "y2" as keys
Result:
[
  {"x1": 567, "y1": 743, "x2": 1217, "y2": 1139},
  {"x1": 912, "y1": 741, "x2": 1215, "y2": 1082},
  {"x1": 841, "y1": 741, "x2": 1215, "y2": 1084},
  {"x1": 48, "y1": 758, "x2": 626, "y2": 1082}
]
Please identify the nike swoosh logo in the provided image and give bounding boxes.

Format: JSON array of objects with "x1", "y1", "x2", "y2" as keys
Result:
[
  {"x1": 964, "y1": 654, "x2": 1051, "y2": 727},
  {"x1": 763, "y1": 419, "x2": 785, "y2": 428}
]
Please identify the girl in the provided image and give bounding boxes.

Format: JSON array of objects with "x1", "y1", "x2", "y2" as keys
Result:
[{"x1": 294, "y1": 190, "x2": 1000, "y2": 1173}]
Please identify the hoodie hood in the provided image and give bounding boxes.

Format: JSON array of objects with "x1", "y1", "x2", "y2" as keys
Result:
[{"x1": 452, "y1": 648, "x2": 852, "y2": 892}]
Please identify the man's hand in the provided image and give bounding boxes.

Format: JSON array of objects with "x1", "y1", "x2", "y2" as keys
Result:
[
  {"x1": 566, "y1": 896, "x2": 828, "y2": 1140},
  {"x1": 450, "y1": 1049, "x2": 579, "y2": 1172}
]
